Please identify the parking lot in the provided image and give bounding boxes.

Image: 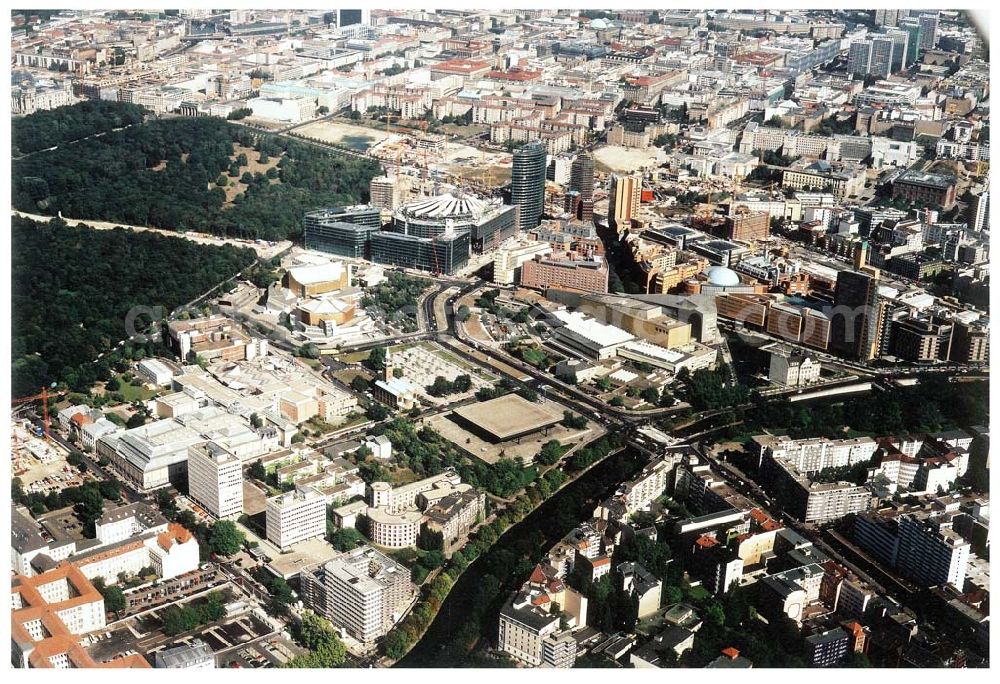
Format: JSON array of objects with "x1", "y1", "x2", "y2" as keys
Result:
[{"x1": 392, "y1": 342, "x2": 494, "y2": 403}]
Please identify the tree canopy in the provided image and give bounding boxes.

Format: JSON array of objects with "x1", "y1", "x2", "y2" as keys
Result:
[
  {"x1": 12, "y1": 100, "x2": 146, "y2": 155},
  {"x1": 13, "y1": 105, "x2": 381, "y2": 240},
  {"x1": 285, "y1": 613, "x2": 348, "y2": 667},
  {"x1": 208, "y1": 520, "x2": 244, "y2": 556},
  {"x1": 12, "y1": 216, "x2": 255, "y2": 396}
]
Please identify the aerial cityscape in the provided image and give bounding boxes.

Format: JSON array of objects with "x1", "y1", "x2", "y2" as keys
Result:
[{"x1": 8, "y1": 6, "x2": 993, "y2": 672}]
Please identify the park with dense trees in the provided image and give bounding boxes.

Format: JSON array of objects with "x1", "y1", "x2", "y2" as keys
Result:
[
  {"x1": 11, "y1": 216, "x2": 256, "y2": 396},
  {"x1": 12, "y1": 100, "x2": 146, "y2": 155},
  {"x1": 12, "y1": 103, "x2": 381, "y2": 240}
]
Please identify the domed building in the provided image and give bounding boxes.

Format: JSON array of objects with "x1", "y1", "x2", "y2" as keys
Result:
[
  {"x1": 685, "y1": 265, "x2": 763, "y2": 296},
  {"x1": 705, "y1": 266, "x2": 742, "y2": 288},
  {"x1": 391, "y1": 192, "x2": 519, "y2": 254}
]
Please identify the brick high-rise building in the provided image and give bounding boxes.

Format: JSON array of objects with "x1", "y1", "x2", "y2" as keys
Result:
[
  {"x1": 725, "y1": 210, "x2": 769, "y2": 242},
  {"x1": 608, "y1": 173, "x2": 641, "y2": 230},
  {"x1": 569, "y1": 152, "x2": 595, "y2": 222},
  {"x1": 891, "y1": 316, "x2": 953, "y2": 362},
  {"x1": 949, "y1": 320, "x2": 989, "y2": 364},
  {"x1": 520, "y1": 253, "x2": 609, "y2": 294}
]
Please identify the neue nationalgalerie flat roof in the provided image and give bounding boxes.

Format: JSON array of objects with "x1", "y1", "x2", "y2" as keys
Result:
[{"x1": 451, "y1": 393, "x2": 564, "y2": 442}]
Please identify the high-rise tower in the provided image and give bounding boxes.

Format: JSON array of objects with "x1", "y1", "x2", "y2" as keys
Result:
[
  {"x1": 569, "y1": 152, "x2": 595, "y2": 223},
  {"x1": 511, "y1": 141, "x2": 547, "y2": 231}
]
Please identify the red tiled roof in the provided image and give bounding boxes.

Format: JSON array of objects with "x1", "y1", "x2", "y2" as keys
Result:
[
  {"x1": 71, "y1": 413, "x2": 93, "y2": 427},
  {"x1": 157, "y1": 522, "x2": 194, "y2": 551},
  {"x1": 486, "y1": 69, "x2": 542, "y2": 82},
  {"x1": 528, "y1": 564, "x2": 547, "y2": 584},
  {"x1": 430, "y1": 58, "x2": 491, "y2": 75},
  {"x1": 695, "y1": 534, "x2": 719, "y2": 549}
]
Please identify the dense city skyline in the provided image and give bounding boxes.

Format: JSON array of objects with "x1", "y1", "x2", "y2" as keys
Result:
[{"x1": 8, "y1": 6, "x2": 991, "y2": 673}]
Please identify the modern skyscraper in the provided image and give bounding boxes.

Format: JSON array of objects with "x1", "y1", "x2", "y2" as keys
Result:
[
  {"x1": 869, "y1": 36, "x2": 896, "y2": 78},
  {"x1": 511, "y1": 141, "x2": 547, "y2": 231},
  {"x1": 337, "y1": 9, "x2": 371, "y2": 27},
  {"x1": 887, "y1": 29, "x2": 910, "y2": 71},
  {"x1": 569, "y1": 152, "x2": 595, "y2": 223},
  {"x1": 967, "y1": 186, "x2": 989, "y2": 234},
  {"x1": 831, "y1": 266, "x2": 884, "y2": 361},
  {"x1": 847, "y1": 40, "x2": 873, "y2": 76},
  {"x1": 849, "y1": 36, "x2": 900, "y2": 78},
  {"x1": 918, "y1": 14, "x2": 939, "y2": 50},
  {"x1": 874, "y1": 9, "x2": 909, "y2": 27},
  {"x1": 608, "y1": 173, "x2": 642, "y2": 230},
  {"x1": 898, "y1": 19, "x2": 923, "y2": 65}
]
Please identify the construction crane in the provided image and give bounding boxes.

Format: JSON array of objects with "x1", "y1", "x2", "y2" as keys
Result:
[{"x1": 12, "y1": 387, "x2": 65, "y2": 440}]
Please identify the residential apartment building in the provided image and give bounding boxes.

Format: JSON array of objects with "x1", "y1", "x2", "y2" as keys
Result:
[
  {"x1": 301, "y1": 546, "x2": 414, "y2": 643},
  {"x1": 855, "y1": 509, "x2": 970, "y2": 589},
  {"x1": 265, "y1": 487, "x2": 327, "y2": 550},
  {"x1": 498, "y1": 594, "x2": 577, "y2": 667},
  {"x1": 187, "y1": 441, "x2": 244, "y2": 520},
  {"x1": 805, "y1": 627, "x2": 849, "y2": 667}
]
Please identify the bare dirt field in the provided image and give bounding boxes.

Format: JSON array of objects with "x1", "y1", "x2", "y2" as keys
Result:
[
  {"x1": 592, "y1": 144, "x2": 667, "y2": 174},
  {"x1": 295, "y1": 119, "x2": 401, "y2": 151}
]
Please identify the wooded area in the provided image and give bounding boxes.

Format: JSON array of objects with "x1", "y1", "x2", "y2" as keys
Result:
[
  {"x1": 12, "y1": 100, "x2": 146, "y2": 155},
  {"x1": 12, "y1": 103, "x2": 381, "y2": 240},
  {"x1": 12, "y1": 216, "x2": 256, "y2": 396}
]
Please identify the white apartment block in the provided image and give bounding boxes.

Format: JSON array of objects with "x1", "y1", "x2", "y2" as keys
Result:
[
  {"x1": 301, "y1": 546, "x2": 413, "y2": 643},
  {"x1": 803, "y1": 482, "x2": 874, "y2": 524},
  {"x1": 618, "y1": 454, "x2": 679, "y2": 517},
  {"x1": 498, "y1": 595, "x2": 577, "y2": 667},
  {"x1": 834, "y1": 578, "x2": 875, "y2": 618},
  {"x1": 898, "y1": 513, "x2": 970, "y2": 589},
  {"x1": 266, "y1": 487, "x2": 327, "y2": 550},
  {"x1": 755, "y1": 435, "x2": 878, "y2": 474},
  {"x1": 187, "y1": 442, "x2": 244, "y2": 520}
]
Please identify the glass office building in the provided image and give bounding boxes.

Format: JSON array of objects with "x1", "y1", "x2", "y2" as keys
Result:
[
  {"x1": 369, "y1": 230, "x2": 470, "y2": 275},
  {"x1": 304, "y1": 221, "x2": 382, "y2": 259},
  {"x1": 511, "y1": 141, "x2": 547, "y2": 231}
]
